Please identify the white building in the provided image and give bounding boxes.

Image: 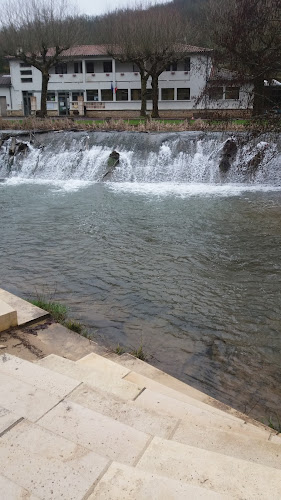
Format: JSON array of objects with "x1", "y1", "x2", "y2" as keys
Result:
[
  {"x1": 0, "y1": 75, "x2": 12, "y2": 116},
  {"x1": 2, "y1": 45, "x2": 252, "y2": 117}
]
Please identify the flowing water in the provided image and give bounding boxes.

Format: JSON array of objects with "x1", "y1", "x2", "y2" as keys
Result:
[{"x1": 0, "y1": 130, "x2": 280, "y2": 423}]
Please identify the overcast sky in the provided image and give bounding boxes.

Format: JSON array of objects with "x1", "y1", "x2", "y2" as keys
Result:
[{"x1": 77, "y1": 0, "x2": 170, "y2": 16}]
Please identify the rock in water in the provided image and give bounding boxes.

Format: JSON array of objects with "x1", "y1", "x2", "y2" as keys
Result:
[
  {"x1": 103, "y1": 151, "x2": 120, "y2": 180},
  {"x1": 219, "y1": 138, "x2": 237, "y2": 173}
]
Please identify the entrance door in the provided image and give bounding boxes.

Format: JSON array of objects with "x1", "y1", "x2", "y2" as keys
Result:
[
  {"x1": 23, "y1": 92, "x2": 32, "y2": 116},
  {"x1": 0, "y1": 96, "x2": 7, "y2": 116},
  {"x1": 58, "y1": 92, "x2": 70, "y2": 116}
]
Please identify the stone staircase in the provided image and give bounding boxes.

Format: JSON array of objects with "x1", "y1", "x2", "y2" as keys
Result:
[{"x1": 0, "y1": 351, "x2": 280, "y2": 499}]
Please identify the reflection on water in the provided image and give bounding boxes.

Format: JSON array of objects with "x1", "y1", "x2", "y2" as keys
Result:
[{"x1": 0, "y1": 180, "x2": 280, "y2": 424}]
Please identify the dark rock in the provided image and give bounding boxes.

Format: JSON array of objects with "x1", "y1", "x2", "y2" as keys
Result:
[
  {"x1": 219, "y1": 138, "x2": 237, "y2": 173},
  {"x1": 247, "y1": 144, "x2": 269, "y2": 173},
  {"x1": 17, "y1": 142, "x2": 29, "y2": 154},
  {"x1": 103, "y1": 150, "x2": 120, "y2": 180}
]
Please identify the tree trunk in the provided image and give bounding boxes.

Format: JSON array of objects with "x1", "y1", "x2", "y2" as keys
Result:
[
  {"x1": 39, "y1": 70, "x2": 50, "y2": 118},
  {"x1": 140, "y1": 73, "x2": 149, "y2": 118},
  {"x1": 252, "y1": 77, "x2": 265, "y2": 117},
  {"x1": 151, "y1": 74, "x2": 159, "y2": 119}
]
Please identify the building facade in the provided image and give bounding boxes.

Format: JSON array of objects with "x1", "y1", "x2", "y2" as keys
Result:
[
  {"x1": 0, "y1": 75, "x2": 12, "y2": 116},
  {"x1": 1, "y1": 45, "x2": 253, "y2": 117}
]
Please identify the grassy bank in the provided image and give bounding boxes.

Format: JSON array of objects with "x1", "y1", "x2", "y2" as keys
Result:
[
  {"x1": 1, "y1": 116, "x2": 280, "y2": 133},
  {"x1": 29, "y1": 298, "x2": 88, "y2": 336},
  {"x1": 29, "y1": 297, "x2": 147, "y2": 360}
]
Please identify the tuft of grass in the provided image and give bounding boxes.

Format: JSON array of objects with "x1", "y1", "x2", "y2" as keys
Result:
[
  {"x1": 131, "y1": 345, "x2": 146, "y2": 361},
  {"x1": 30, "y1": 299, "x2": 67, "y2": 322},
  {"x1": 29, "y1": 295, "x2": 89, "y2": 338},
  {"x1": 115, "y1": 344, "x2": 125, "y2": 356},
  {"x1": 63, "y1": 319, "x2": 84, "y2": 334},
  {"x1": 266, "y1": 414, "x2": 281, "y2": 433}
]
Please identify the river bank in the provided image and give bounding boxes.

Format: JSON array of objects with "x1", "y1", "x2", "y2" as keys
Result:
[{"x1": 0, "y1": 115, "x2": 280, "y2": 134}]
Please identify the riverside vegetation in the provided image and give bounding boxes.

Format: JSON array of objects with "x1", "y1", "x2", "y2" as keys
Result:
[
  {"x1": 28, "y1": 296, "x2": 147, "y2": 360},
  {"x1": 1, "y1": 116, "x2": 280, "y2": 134}
]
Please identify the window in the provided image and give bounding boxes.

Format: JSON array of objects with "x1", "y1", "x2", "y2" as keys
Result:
[
  {"x1": 20, "y1": 63, "x2": 31, "y2": 68},
  {"x1": 101, "y1": 89, "x2": 113, "y2": 101},
  {"x1": 21, "y1": 78, "x2": 32, "y2": 83},
  {"x1": 208, "y1": 87, "x2": 223, "y2": 100},
  {"x1": 55, "y1": 63, "x2": 67, "y2": 74},
  {"x1": 86, "y1": 90, "x2": 98, "y2": 101},
  {"x1": 131, "y1": 89, "x2": 141, "y2": 100},
  {"x1": 133, "y1": 64, "x2": 139, "y2": 72},
  {"x1": 74, "y1": 61, "x2": 82, "y2": 73},
  {"x1": 184, "y1": 58, "x2": 190, "y2": 71},
  {"x1": 116, "y1": 89, "x2": 128, "y2": 101},
  {"x1": 225, "y1": 87, "x2": 240, "y2": 99},
  {"x1": 103, "y1": 61, "x2": 112, "y2": 73},
  {"x1": 177, "y1": 88, "x2": 190, "y2": 100},
  {"x1": 86, "y1": 61, "x2": 95, "y2": 73},
  {"x1": 72, "y1": 92, "x2": 84, "y2": 101},
  {"x1": 162, "y1": 88, "x2": 174, "y2": 100},
  {"x1": 47, "y1": 92, "x2": 56, "y2": 101},
  {"x1": 165, "y1": 62, "x2": 177, "y2": 71},
  {"x1": 20, "y1": 70, "x2": 32, "y2": 75}
]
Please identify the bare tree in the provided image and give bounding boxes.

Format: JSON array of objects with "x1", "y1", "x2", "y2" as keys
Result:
[
  {"x1": 207, "y1": 0, "x2": 281, "y2": 116},
  {"x1": 0, "y1": 0, "x2": 81, "y2": 117},
  {"x1": 106, "y1": 4, "x2": 193, "y2": 118}
]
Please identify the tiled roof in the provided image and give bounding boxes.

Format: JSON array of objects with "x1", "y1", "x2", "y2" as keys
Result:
[
  {"x1": 0, "y1": 75, "x2": 11, "y2": 87},
  {"x1": 59, "y1": 44, "x2": 212, "y2": 57},
  {"x1": 59, "y1": 45, "x2": 109, "y2": 57}
]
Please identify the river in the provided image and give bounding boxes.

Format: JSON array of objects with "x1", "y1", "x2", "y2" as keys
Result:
[{"x1": 0, "y1": 130, "x2": 280, "y2": 425}]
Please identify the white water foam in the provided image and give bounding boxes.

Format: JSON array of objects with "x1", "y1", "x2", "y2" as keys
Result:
[
  {"x1": 107, "y1": 182, "x2": 281, "y2": 198},
  {"x1": 3, "y1": 177, "x2": 93, "y2": 192}
]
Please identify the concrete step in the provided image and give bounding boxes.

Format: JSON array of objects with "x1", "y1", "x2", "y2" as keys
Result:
[
  {"x1": 0, "y1": 372, "x2": 60, "y2": 422},
  {"x1": 1, "y1": 419, "x2": 109, "y2": 498},
  {"x1": 68, "y1": 383, "x2": 179, "y2": 439},
  {"x1": 0, "y1": 288, "x2": 50, "y2": 326},
  {"x1": 115, "y1": 353, "x2": 273, "y2": 434},
  {"x1": 115, "y1": 352, "x2": 212, "y2": 401},
  {"x1": 37, "y1": 354, "x2": 143, "y2": 400},
  {"x1": 171, "y1": 418, "x2": 281, "y2": 470},
  {"x1": 0, "y1": 474, "x2": 39, "y2": 500},
  {"x1": 134, "y1": 388, "x2": 273, "y2": 441},
  {"x1": 0, "y1": 353, "x2": 80, "y2": 398},
  {"x1": 0, "y1": 288, "x2": 49, "y2": 326},
  {"x1": 0, "y1": 433, "x2": 108, "y2": 500},
  {"x1": 0, "y1": 406, "x2": 22, "y2": 436},
  {"x1": 124, "y1": 370, "x2": 250, "y2": 424},
  {"x1": 76, "y1": 352, "x2": 130, "y2": 377},
  {"x1": 137, "y1": 436, "x2": 281, "y2": 499},
  {"x1": 0, "y1": 299, "x2": 17, "y2": 332},
  {"x1": 38, "y1": 399, "x2": 151, "y2": 466},
  {"x1": 89, "y1": 461, "x2": 230, "y2": 499},
  {"x1": 75, "y1": 353, "x2": 268, "y2": 433}
]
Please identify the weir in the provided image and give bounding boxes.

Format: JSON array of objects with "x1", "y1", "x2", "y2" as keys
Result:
[{"x1": 0, "y1": 131, "x2": 280, "y2": 186}]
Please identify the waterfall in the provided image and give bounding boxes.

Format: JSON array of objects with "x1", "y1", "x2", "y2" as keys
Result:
[{"x1": 0, "y1": 131, "x2": 280, "y2": 188}]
